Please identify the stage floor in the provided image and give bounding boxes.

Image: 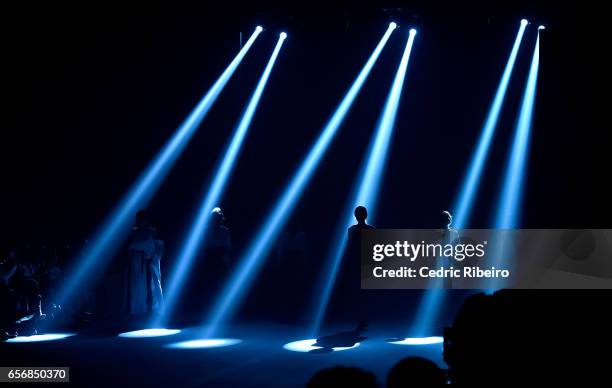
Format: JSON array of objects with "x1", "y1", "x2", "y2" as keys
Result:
[{"x1": 1, "y1": 322, "x2": 446, "y2": 386}]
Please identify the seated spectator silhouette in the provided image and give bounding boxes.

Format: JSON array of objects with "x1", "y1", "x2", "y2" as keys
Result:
[
  {"x1": 307, "y1": 366, "x2": 377, "y2": 388},
  {"x1": 386, "y1": 357, "x2": 446, "y2": 387}
]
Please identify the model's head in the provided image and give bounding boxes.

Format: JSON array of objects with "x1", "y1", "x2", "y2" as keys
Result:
[
  {"x1": 135, "y1": 209, "x2": 148, "y2": 227},
  {"x1": 211, "y1": 207, "x2": 225, "y2": 225},
  {"x1": 354, "y1": 206, "x2": 368, "y2": 223},
  {"x1": 442, "y1": 210, "x2": 453, "y2": 229}
]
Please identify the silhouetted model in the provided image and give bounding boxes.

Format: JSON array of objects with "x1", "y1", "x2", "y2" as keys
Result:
[
  {"x1": 343, "y1": 206, "x2": 375, "y2": 326},
  {"x1": 202, "y1": 207, "x2": 231, "y2": 265},
  {"x1": 347, "y1": 206, "x2": 375, "y2": 244},
  {"x1": 439, "y1": 210, "x2": 459, "y2": 244},
  {"x1": 275, "y1": 218, "x2": 310, "y2": 322},
  {"x1": 178, "y1": 207, "x2": 231, "y2": 320},
  {"x1": 440, "y1": 210, "x2": 458, "y2": 289},
  {"x1": 124, "y1": 210, "x2": 164, "y2": 316},
  {"x1": 275, "y1": 221, "x2": 309, "y2": 266}
]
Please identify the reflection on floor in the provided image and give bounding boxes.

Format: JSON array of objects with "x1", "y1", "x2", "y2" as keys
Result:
[{"x1": 1, "y1": 322, "x2": 446, "y2": 387}]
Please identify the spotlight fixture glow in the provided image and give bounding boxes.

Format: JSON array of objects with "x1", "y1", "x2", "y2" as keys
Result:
[
  {"x1": 201, "y1": 24, "x2": 397, "y2": 338},
  {"x1": 388, "y1": 336, "x2": 444, "y2": 345},
  {"x1": 52, "y1": 27, "x2": 263, "y2": 315},
  {"x1": 451, "y1": 19, "x2": 528, "y2": 228},
  {"x1": 5, "y1": 333, "x2": 76, "y2": 343},
  {"x1": 283, "y1": 339, "x2": 360, "y2": 353},
  {"x1": 256, "y1": 26, "x2": 263, "y2": 32},
  {"x1": 165, "y1": 338, "x2": 241, "y2": 349},
  {"x1": 280, "y1": 32, "x2": 287, "y2": 39},
  {"x1": 310, "y1": 29, "x2": 417, "y2": 336},
  {"x1": 154, "y1": 33, "x2": 287, "y2": 328},
  {"x1": 390, "y1": 22, "x2": 398, "y2": 29},
  {"x1": 410, "y1": 28, "x2": 417, "y2": 35},
  {"x1": 538, "y1": 25, "x2": 545, "y2": 30},
  {"x1": 521, "y1": 19, "x2": 529, "y2": 25},
  {"x1": 118, "y1": 328, "x2": 181, "y2": 338}
]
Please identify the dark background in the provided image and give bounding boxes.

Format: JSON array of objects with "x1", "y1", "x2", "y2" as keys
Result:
[{"x1": 1, "y1": 0, "x2": 608, "y2": 268}]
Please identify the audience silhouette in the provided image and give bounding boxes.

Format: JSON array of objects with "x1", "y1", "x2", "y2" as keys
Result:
[
  {"x1": 307, "y1": 366, "x2": 377, "y2": 388},
  {"x1": 387, "y1": 357, "x2": 446, "y2": 387}
]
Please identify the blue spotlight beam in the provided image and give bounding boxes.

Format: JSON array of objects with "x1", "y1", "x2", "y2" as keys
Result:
[
  {"x1": 411, "y1": 20, "x2": 529, "y2": 338},
  {"x1": 486, "y1": 31, "x2": 541, "y2": 289},
  {"x1": 53, "y1": 27, "x2": 263, "y2": 309},
  {"x1": 409, "y1": 282, "x2": 448, "y2": 337},
  {"x1": 486, "y1": 29, "x2": 541, "y2": 288},
  {"x1": 155, "y1": 34, "x2": 287, "y2": 326},
  {"x1": 202, "y1": 24, "x2": 398, "y2": 338},
  {"x1": 311, "y1": 29, "x2": 418, "y2": 336},
  {"x1": 452, "y1": 20, "x2": 528, "y2": 229},
  {"x1": 494, "y1": 32, "x2": 540, "y2": 229}
]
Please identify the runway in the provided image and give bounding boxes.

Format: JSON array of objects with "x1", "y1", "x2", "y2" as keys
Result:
[{"x1": 1, "y1": 322, "x2": 445, "y2": 387}]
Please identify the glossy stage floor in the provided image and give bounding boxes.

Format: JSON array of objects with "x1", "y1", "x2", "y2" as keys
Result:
[{"x1": 1, "y1": 322, "x2": 446, "y2": 386}]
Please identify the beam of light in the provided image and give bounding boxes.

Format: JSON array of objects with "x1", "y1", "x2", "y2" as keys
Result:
[
  {"x1": 201, "y1": 24, "x2": 397, "y2": 338},
  {"x1": 117, "y1": 328, "x2": 181, "y2": 338},
  {"x1": 5, "y1": 333, "x2": 77, "y2": 343},
  {"x1": 451, "y1": 20, "x2": 528, "y2": 229},
  {"x1": 165, "y1": 338, "x2": 242, "y2": 349},
  {"x1": 310, "y1": 29, "x2": 417, "y2": 336},
  {"x1": 53, "y1": 27, "x2": 263, "y2": 311},
  {"x1": 154, "y1": 33, "x2": 287, "y2": 327},
  {"x1": 409, "y1": 21, "x2": 530, "y2": 339},
  {"x1": 494, "y1": 33, "x2": 540, "y2": 229},
  {"x1": 484, "y1": 29, "x2": 541, "y2": 289},
  {"x1": 283, "y1": 339, "x2": 361, "y2": 353},
  {"x1": 388, "y1": 336, "x2": 444, "y2": 345},
  {"x1": 486, "y1": 31, "x2": 541, "y2": 288},
  {"x1": 409, "y1": 285, "x2": 448, "y2": 337}
]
